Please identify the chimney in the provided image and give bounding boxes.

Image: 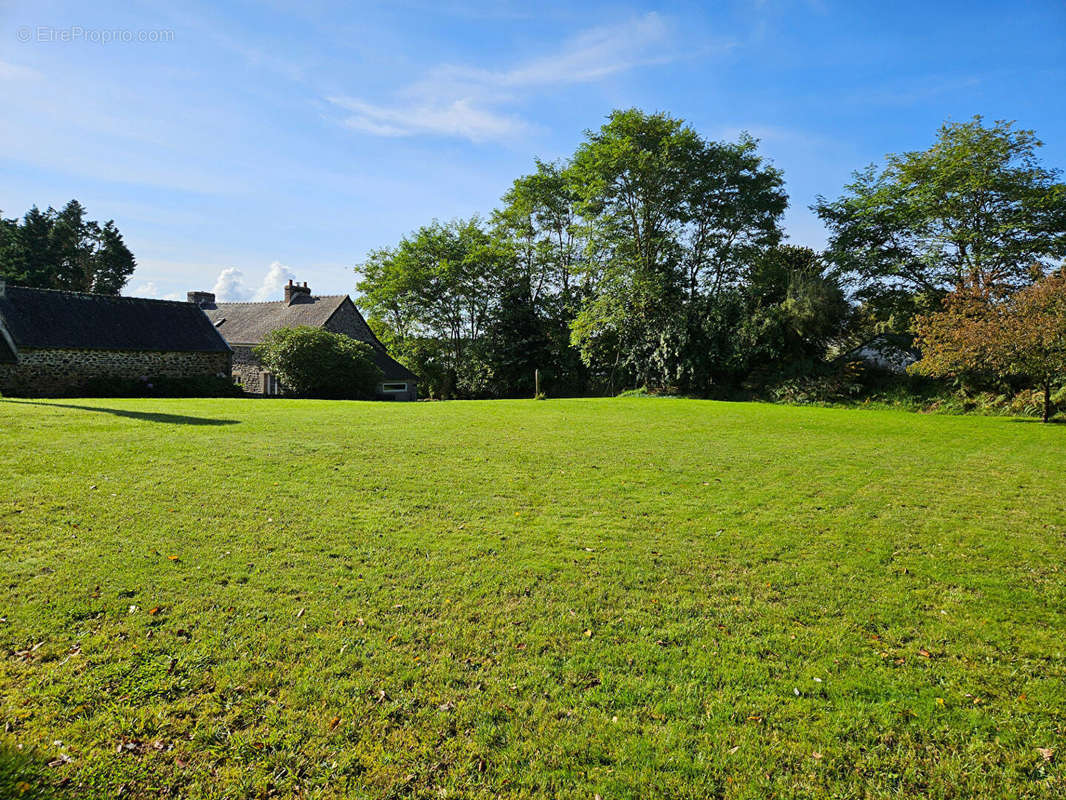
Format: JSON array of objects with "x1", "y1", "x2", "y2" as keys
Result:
[
  {"x1": 285, "y1": 279, "x2": 312, "y2": 304},
  {"x1": 187, "y1": 291, "x2": 216, "y2": 307}
]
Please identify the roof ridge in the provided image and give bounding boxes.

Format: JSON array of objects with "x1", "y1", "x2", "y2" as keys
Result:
[
  {"x1": 213, "y1": 295, "x2": 349, "y2": 305},
  {"x1": 7, "y1": 284, "x2": 194, "y2": 306}
]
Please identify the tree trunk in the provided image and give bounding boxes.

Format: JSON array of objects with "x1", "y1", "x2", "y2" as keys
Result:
[{"x1": 1043, "y1": 379, "x2": 1052, "y2": 423}]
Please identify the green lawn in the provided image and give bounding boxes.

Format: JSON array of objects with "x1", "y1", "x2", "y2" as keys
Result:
[{"x1": 0, "y1": 397, "x2": 1063, "y2": 799}]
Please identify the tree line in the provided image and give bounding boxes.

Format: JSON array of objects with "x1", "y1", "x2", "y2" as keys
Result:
[
  {"x1": 0, "y1": 200, "x2": 137, "y2": 294},
  {"x1": 356, "y1": 110, "x2": 1066, "y2": 410}
]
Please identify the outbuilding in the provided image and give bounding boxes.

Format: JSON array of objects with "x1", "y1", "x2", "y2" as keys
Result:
[{"x1": 0, "y1": 281, "x2": 232, "y2": 397}]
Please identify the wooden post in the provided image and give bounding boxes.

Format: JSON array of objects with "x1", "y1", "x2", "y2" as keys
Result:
[{"x1": 534, "y1": 368, "x2": 540, "y2": 398}]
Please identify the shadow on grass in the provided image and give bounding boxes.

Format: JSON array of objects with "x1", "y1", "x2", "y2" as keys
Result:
[
  {"x1": 1008, "y1": 417, "x2": 1066, "y2": 425},
  {"x1": 0, "y1": 742, "x2": 86, "y2": 800},
  {"x1": 0, "y1": 399, "x2": 239, "y2": 426}
]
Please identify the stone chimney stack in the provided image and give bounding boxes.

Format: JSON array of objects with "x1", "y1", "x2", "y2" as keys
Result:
[
  {"x1": 284, "y1": 279, "x2": 312, "y2": 304},
  {"x1": 187, "y1": 291, "x2": 216, "y2": 307}
]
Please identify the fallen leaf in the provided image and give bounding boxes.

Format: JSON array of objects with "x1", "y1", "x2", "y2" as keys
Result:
[
  {"x1": 918, "y1": 648, "x2": 931, "y2": 658},
  {"x1": 167, "y1": 555, "x2": 180, "y2": 562},
  {"x1": 329, "y1": 716, "x2": 341, "y2": 730},
  {"x1": 148, "y1": 607, "x2": 161, "y2": 616},
  {"x1": 1038, "y1": 747, "x2": 1054, "y2": 762},
  {"x1": 728, "y1": 745, "x2": 740, "y2": 754},
  {"x1": 812, "y1": 752, "x2": 823, "y2": 760},
  {"x1": 584, "y1": 629, "x2": 593, "y2": 638}
]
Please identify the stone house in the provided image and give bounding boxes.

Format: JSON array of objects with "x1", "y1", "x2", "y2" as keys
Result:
[
  {"x1": 190, "y1": 280, "x2": 418, "y2": 400},
  {"x1": 0, "y1": 280, "x2": 232, "y2": 397}
]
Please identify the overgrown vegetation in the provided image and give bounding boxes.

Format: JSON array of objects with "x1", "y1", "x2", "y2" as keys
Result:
[{"x1": 1, "y1": 398, "x2": 1063, "y2": 798}]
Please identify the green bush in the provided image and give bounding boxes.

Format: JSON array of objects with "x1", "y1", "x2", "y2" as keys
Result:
[{"x1": 253, "y1": 326, "x2": 383, "y2": 399}]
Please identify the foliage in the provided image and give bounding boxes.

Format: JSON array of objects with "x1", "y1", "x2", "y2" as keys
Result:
[
  {"x1": 816, "y1": 116, "x2": 1066, "y2": 329},
  {"x1": 1, "y1": 397, "x2": 1064, "y2": 798},
  {"x1": 353, "y1": 112, "x2": 1065, "y2": 402},
  {"x1": 568, "y1": 109, "x2": 788, "y2": 392},
  {"x1": 356, "y1": 218, "x2": 509, "y2": 398},
  {"x1": 0, "y1": 200, "x2": 137, "y2": 294},
  {"x1": 253, "y1": 326, "x2": 382, "y2": 399},
  {"x1": 913, "y1": 270, "x2": 1066, "y2": 420}
]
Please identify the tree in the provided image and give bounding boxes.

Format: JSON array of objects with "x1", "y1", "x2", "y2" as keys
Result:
[
  {"x1": 0, "y1": 200, "x2": 137, "y2": 294},
  {"x1": 816, "y1": 117, "x2": 1066, "y2": 326},
  {"x1": 913, "y1": 271, "x2": 1066, "y2": 422},
  {"x1": 491, "y1": 160, "x2": 590, "y2": 396},
  {"x1": 253, "y1": 327, "x2": 382, "y2": 399},
  {"x1": 567, "y1": 109, "x2": 787, "y2": 392},
  {"x1": 356, "y1": 218, "x2": 512, "y2": 398},
  {"x1": 745, "y1": 245, "x2": 851, "y2": 367}
]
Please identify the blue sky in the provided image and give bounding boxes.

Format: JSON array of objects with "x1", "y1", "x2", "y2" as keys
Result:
[{"x1": 1, "y1": 0, "x2": 1064, "y2": 301}]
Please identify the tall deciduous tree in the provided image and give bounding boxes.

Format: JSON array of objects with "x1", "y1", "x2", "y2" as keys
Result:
[
  {"x1": 0, "y1": 200, "x2": 136, "y2": 294},
  {"x1": 356, "y1": 217, "x2": 512, "y2": 398},
  {"x1": 567, "y1": 109, "x2": 787, "y2": 391},
  {"x1": 816, "y1": 117, "x2": 1066, "y2": 324},
  {"x1": 490, "y1": 160, "x2": 590, "y2": 396}
]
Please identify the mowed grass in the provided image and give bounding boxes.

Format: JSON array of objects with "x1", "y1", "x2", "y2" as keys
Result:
[{"x1": 0, "y1": 397, "x2": 1063, "y2": 799}]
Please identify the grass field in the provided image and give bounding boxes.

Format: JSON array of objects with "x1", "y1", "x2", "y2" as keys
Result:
[{"x1": 0, "y1": 397, "x2": 1063, "y2": 799}]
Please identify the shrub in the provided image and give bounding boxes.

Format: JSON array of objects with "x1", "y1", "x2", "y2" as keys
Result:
[{"x1": 253, "y1": 326, "x2": 383, "y2": 399}]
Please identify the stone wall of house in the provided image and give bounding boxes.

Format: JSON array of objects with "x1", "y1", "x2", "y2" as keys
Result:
[
  {"x1": 0, "y1": 349, "x2": 231, "y2": 397},
  {"x1": 230, "y1": 345, "x2": 268, "y2": 395},
  {"x1": 322, "y1": 298, "x2": 377, "y2": 343}
]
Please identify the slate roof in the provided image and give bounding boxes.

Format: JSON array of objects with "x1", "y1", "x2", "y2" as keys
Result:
[
  {"x1": 205, "y1": 295, "x2": 349, "y2": 344},
  {"x1": 0, "y1": 285, "x2": 231, "y2": 353},
  {"x1": 204, "y1": 295, "x2": 418, "y2": 382}
]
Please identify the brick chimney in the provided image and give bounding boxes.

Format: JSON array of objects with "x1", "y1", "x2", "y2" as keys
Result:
[
  {"x1": 284, "y1": 279, "x2": 311, "y2": 304},
  {"x1": 187, "y1": 291, "x2": 215, "y2": 307}
]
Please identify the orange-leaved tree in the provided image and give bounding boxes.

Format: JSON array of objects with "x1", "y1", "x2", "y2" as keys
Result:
[{"x1": 913, "y1": 270, "x2": 1066, "y2": 421}]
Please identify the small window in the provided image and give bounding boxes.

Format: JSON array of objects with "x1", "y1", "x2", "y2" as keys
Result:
[{"x1": 381, "y1": 382, "x2": 408, "y2": 392}]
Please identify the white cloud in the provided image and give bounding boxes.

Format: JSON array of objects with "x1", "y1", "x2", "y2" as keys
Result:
[
  {"x1": 253, "y1": 261, "x2": 296, "y2": 301},
  {"x1": 330, "y1": 97, "x2": 528, "y2": 142},
  {"x1": 211, "y1": 262, "x2": 297, "y2": 302},
  {"x1": 0, "y1": 60, "x2": 40, "y2": 82},
  {"x1": 128, "y1": 281, "x2": 181, "y2": 301},
  {"x1": 327, "y1": 12, "x2": 681, "y2": 142},
  {"x1": 212, "y1": 267, "x2": 251, "y2": 301}
]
